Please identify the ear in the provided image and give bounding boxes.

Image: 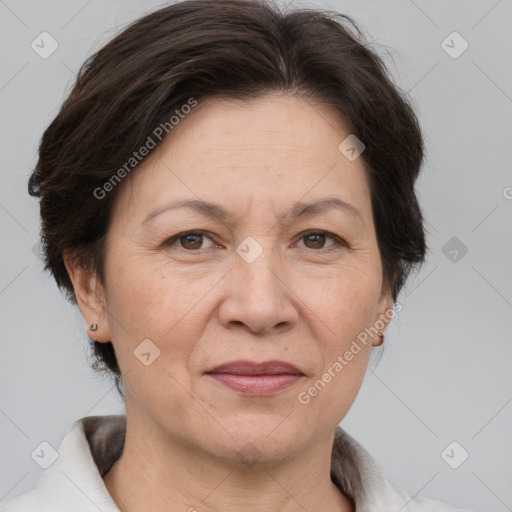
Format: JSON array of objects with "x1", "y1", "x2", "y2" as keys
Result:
[
  {"x1": 371, "y1": 282, "x2": 395, "y2": 347},
  {"x1": 63, "y1": 251, "x2": 112, "y2": 343}
]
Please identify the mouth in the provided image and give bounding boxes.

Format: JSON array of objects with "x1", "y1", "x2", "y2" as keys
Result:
[{"x1": 205, "y1": 360, "x2": 305, "y2": 395}]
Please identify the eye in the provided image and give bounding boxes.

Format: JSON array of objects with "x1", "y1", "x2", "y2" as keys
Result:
[
  {"x1": 163, "y1": 229, "x2": 349, "y2": 252},
  {"x1": 164, "y1": 230, "x2": 217, "y2": 251},
  {"x1": 295, "y1": 230, "x2": 348, "y2": 251}
]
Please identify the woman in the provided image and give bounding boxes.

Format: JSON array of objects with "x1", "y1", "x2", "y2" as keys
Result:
[{"x1": 3, "y1": 0, "x2": 477, "y2": 510}]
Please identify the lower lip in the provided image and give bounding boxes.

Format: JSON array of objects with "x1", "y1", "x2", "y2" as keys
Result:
[{"x1": 207, "y1": 373, "x2": 303, "y2": 395}]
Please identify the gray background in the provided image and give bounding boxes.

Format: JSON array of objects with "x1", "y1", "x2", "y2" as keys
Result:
[{"x1": 1, "y1": 0, "x2": 511, "y2": 510}]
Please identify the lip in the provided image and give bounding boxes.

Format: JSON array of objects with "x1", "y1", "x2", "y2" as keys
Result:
[
  {"x1": 205, "y1": 360, "x2": 304, "y2": 396},
  {"x1": 207, "y1": 360, "x2": 304, "y2": 376}
]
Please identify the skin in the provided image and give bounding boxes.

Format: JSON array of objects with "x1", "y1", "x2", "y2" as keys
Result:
[{"x1": 64, "y1": 93, "x2": 394, "y2": 512}]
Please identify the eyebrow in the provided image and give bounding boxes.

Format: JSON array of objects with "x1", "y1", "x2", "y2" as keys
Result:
[{"x1": 142, "y1": 196, "x2": 363, "y2": 225}]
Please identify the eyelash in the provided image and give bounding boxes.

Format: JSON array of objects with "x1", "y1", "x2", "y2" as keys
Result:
[{"x1": 163, "y1": 229, "x2": 349, "y2": 253}]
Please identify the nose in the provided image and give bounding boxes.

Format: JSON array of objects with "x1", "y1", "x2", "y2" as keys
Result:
[{"x1": 217, "y1": 247, "x2": 298, "y2": 335}]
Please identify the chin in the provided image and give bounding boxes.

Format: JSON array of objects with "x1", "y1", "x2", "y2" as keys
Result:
[{"x1": 201, "y1": 412, "x2": 312, "y2": 464}]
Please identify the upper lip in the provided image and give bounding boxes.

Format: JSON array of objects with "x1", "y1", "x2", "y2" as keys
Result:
[{"x1": 206, "y1": 360, "x2": 304, "y2": 376}]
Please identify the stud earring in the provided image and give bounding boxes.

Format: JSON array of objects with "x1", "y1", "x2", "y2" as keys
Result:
[{"x1": 90, "y1": 323, "x2": 98, "y2": 331}]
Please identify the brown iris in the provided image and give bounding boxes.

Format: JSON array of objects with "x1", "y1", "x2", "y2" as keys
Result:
[
  {"x1": 303, "y1": 233, "x2": 326, "y2": 249},
  {"x1": 180, "y1": 233, "x2": 203, "y2": 250}
]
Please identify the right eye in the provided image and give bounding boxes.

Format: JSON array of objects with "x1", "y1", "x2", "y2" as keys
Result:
[{"x1": 163, "y1": 230, "x2": 218, "y2": 251}]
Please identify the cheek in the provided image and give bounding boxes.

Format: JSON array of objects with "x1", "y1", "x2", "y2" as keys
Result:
[
  {"x1": 297, "y1": 263, "x2": 380, "y2": 412},
  {"x1": 296, "y1": 273, "x2": 376, "y2": 418},
  {"x1": 103, "y1": 253, "x2": 217, "y2": 366},
  {"x1": 103, "y1": 259, "x2": 207, "y2": 411},
  {"x1": 304, "y1": 259, "x2": 382, "y2": 342}
]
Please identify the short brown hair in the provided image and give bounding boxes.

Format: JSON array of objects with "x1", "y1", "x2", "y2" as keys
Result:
[{"x1": 28, "y1": 0, "x2": 427, "y2": 398}]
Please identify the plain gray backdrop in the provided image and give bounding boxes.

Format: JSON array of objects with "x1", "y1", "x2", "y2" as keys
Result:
[{"x1": 1, "y1": 1, "x2": 511, "y2": 510}]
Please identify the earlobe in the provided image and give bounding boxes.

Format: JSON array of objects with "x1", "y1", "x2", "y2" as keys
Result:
[
  {"x1": 372, "y1": 288, "x2": 394, "y2": 347},
  {"x1": 63, "y1": 251, "x2": 111, "y2": 343}
]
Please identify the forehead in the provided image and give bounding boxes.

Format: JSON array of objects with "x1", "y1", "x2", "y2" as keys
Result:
[
  {"x1": 169, "y1": 94, "x2": 349, "y2": 154},
  {"x1": 112, "y1": 94, "x2": 371, "y2": 224}
]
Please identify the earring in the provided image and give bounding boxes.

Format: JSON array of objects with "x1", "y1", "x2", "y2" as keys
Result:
[
  {"x1": 90, "y1": 323, "x2": 98, "y2": 331},
  {"x1": 377, "y1": 331, "x2": 385, "y2": 345}
]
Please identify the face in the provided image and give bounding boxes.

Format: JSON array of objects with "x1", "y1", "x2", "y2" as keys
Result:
[{"x1": 67, "y1": 93, "x2": 393, "y2": 462}]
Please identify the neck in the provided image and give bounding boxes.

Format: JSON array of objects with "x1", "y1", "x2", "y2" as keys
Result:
[{"x1": 102, "y1": 414, "x2": 354, "y2": 512}]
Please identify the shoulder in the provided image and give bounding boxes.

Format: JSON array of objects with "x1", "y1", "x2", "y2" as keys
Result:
[
  {"x1": 0, "y1": 491, "x2": 39, "y2": 512},
  {"x1": 1, "y1": 415, "x2": 124, "y2": 512},
  {"x1": 332, "y1": 427, "x2": 478, "y2": 512},
  {"x1": 385, "y1": 479, "x2": 477, "y2": 512}
]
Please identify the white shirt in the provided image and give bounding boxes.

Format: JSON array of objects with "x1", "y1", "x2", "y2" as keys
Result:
[{"x1": 1, "y1": 415, "x2": 476, "y2": 512}]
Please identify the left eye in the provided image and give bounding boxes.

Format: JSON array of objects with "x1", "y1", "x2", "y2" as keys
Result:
[{"x1": 295, "y1": 230, "x2": 345, "y2": 251}]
